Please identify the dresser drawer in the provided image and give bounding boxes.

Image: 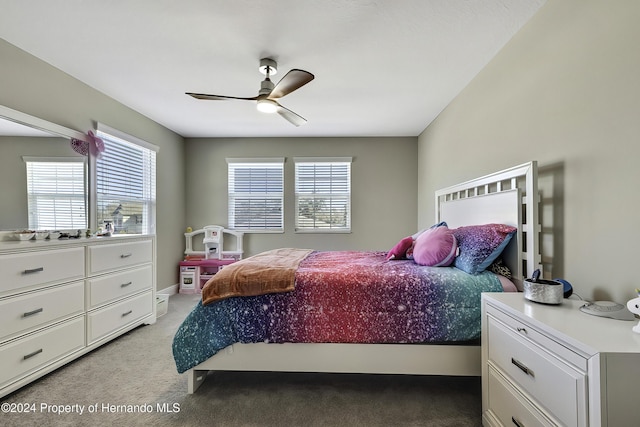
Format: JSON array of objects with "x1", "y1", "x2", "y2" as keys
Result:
[
  {"x1": 87, "y1": 291, "x2": 152, "y2": 344},
  {"x1": 487, "y1": 365, "x2": 556, "y2": 427},
  {"x1": 88, "y1": 240, "x2": 152, "y2": 275},
  {"x1": 0, "y1": 247, "x2": 85, "y2": 295},
  {"x1": 487, "y1": 316, "x2": 587, "y2": 427},
  {"x1": 88, "y1": 265, "x2": 152, "y2": 308},
  {"x1": 487, "y1": 304, "x2": 588, "y2": 371},
  {"x1": 0, "y1": 317, "x2": 85, "y2": 388},
  {"x1": 0, "y1": 281, "x2": 85, "y2": 343}
]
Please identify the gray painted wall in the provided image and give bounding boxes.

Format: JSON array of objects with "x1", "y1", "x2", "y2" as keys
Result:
[
  {"x1": 184, "y1": 137, "x2": 418, "y2": 256},
  {"x1": 418, "y1": 0, "x2": 640, "y2": 303},
  {"x1": 0, "y1": 39, "x2": 186, "y2": 290}
]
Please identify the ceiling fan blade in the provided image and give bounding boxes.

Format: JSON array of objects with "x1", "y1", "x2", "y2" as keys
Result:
[
  {"x1": 275, "y1": 102, "x2": 307, "y2": 127},
  {"x1": 186, "y1": 92, "x2": 258, "y2": 101},
  {"x1": 268, "y1": 69, "x2": 314, "y2": 99}
]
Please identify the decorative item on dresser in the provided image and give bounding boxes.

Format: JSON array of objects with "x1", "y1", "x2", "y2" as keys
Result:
[
  {"x1": 481, "y1": 292, "x2": 640, "y2": 427},
  {"x1": 0, "y1": 235, "x2": 156, "y2": 398}
]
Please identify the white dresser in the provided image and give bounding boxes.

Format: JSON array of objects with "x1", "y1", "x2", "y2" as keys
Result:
[
  {"x1": 0, "y1": 235, "x2": 155, "y2": 398},
  {"x1": 481, "y1": 293, "x2": 640, "y2": 427}
]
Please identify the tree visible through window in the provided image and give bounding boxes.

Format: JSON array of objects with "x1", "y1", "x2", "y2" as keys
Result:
[{"x1": 295, "y1": 157, "x2": 351, "y2": 232}]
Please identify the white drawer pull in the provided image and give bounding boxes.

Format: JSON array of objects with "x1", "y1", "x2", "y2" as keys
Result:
[
  {"x1": 511, "y1": 357, "x2": 534, "y2": 377},
  {"x1": 120, "y1": 253, "x2": 132, "y2": 258},
  {"x1": 511, "y1": 416, "x2": 524, "y2": 427},
  {"x1": 122, "y1": 310, "x2": 133, "y2": 317},
  {"x1": 516, "y1": 327, "x2": 527, "y2": 334},
  {"x1": 23, "y1": 348, "x2": 43, "y2": 360},
  {"x1": 23, "y1": 308, "x2": 44, "y2": 317},
  {"x1": 23, "y1": 267, "x2": 44, "y2": 275},
  {"x1": 120, "y1": 281, "x2": 133, "y2": 288}
]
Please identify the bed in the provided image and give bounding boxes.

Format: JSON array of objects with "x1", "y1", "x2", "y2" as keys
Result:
[{"x1": 173, "y1": 161, "x2": 540, "y2": 393}]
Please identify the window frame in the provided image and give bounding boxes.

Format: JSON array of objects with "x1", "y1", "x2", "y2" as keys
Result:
[
  {"x1": 227, "y1": 158, "x2": 285, "y2": 233},
  {"x1": 294, "y1": 157, "x2": 352, "y2": 233},
  {"x1": 23, "y1": 156, "x2": 87, "y2": 230},
  {"x1": 94, "y1": 124, "x2": 158, "y2": 235}
]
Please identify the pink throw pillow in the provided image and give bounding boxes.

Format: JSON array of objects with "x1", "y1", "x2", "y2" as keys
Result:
[
  {"x1": 386, "y1": 236, "x2": 414, "y2": 260},
  {"x1": 412, "y1": 226, "x2": 457, "y2": 267}
]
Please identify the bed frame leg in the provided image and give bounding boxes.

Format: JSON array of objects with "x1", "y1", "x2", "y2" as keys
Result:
[{"x1": 187, "y1": 369, "x2": 208, "y2": 393}]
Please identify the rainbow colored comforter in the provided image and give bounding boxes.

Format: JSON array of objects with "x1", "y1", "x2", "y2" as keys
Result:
[{"x1": 172, "y1": 250, "x2": 503, "y2": 373}]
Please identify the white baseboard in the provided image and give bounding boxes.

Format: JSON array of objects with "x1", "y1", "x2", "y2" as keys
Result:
[{"x1": 158, "y1": 284, "x2": 179, "y2": 296}]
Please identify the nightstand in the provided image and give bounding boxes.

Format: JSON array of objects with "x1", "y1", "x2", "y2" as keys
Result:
[{"x1": 481, "y1": 293, "x2": 640, "y2": 427}]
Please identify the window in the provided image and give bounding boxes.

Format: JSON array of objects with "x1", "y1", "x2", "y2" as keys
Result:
[
  {"x1": 295, "y1": 157, "x2": 351, "y2": 232},
  {"x1": 96, "y1": 124, "x2": 157, "y2": 235},
  {"x1": 227, "y1": 158, "x2": 284, "y2": 232},
  {"x1": 24, "y1": 157, "x2": 87, "y2": 230}
]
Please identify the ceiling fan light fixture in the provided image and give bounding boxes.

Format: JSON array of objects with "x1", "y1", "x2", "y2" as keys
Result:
[
  {"x1": 256, "y1": 98, "x2": 278, "y2": 114},
  {"x1": 187, "y1": 57, "x2": 314, "y2": 125}
]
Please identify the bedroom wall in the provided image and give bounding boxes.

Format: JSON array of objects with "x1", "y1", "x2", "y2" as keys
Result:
[
  {"x1": 0, "y1": 39, "x2": 186, "y2": 291},
  {"x1": 184, "y1": 137, "x2": 418, "y2": 256},
  {"x1": 417, "y1": 0, "x2": 640, "y2": 303},
  {"x1": 0, "y1": 136, "x2": 84, "y2": 230}
]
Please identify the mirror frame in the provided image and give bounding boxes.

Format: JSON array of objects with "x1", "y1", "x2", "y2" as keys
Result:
[
  {"x1": 0, "y1": 105, "x2": 87, "y2": 142},
  {"x1": 0, "y1": 105, "x2": 90, "y2": 232}
]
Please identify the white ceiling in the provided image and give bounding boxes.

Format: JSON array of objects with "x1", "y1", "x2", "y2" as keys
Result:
[{"x1": 0, "y1": 0, "x2": 544, "y2": 138}]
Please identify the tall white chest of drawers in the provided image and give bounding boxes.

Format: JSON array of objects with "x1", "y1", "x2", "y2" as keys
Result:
[
  {"x1": 481, "y1": 293, "x2": 640, "y2": 427},
  {"x1": 0, "y1": 235, "x2": 156, "y2": 398}
]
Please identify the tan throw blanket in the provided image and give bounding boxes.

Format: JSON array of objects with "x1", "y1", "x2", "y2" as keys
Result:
[{"x1": 201, "y1": 248, "x2": 313, "y2": 305}]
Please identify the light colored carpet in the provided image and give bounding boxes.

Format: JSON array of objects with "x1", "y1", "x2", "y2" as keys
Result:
[{"x1": 1, "y1": 293, "x2": 482, "y2": 426}]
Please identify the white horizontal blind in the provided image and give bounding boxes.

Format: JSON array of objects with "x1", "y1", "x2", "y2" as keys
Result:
[
  {"x1": 25, "y1": 158, "x2": 87, "y2": 230},
  {"x1": 295, "y1": 158, "x2": 351, "y2": 232},
  {"x1": 227, "y1": 159, "x2": 284, "y2": 232},
  {"x1": 96, "y1": 128, "x2": 156, "y2": 234}
]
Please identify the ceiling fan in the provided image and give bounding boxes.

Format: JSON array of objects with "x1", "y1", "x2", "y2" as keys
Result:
[{"x1": 186, "y1": 58, "x2": 314, "y2": 126}]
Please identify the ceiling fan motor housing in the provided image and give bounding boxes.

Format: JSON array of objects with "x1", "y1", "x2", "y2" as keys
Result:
[{"x1": 259, "y1": 78, "x2": 275, "y2": 96}]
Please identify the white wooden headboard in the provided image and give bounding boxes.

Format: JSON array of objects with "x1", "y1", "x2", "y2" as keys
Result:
[{"x1": 435, "y1": 161, "x2": 540, "y2": 290}]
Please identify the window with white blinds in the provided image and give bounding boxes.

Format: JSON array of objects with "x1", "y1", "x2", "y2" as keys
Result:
[
  {"x1": 24, "y1": 157, "x2": 87, "y2": 230},
  {"x1": 227, "y1": 158, "x2": 284, "y2": 232},
  {"x1": 294, "y1": 157, "x2": 351, "y2": 232},
  {"x1": 96, "y1": 126, "x2": 157, "y2": 235}
]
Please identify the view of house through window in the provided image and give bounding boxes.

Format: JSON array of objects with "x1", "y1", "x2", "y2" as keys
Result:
[{"x1": 96, "y1": 125, "x2": 157, "y2": 235}]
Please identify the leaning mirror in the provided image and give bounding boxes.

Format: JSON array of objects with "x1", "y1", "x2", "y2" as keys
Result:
[{"x1": 0, "y1": 105, "x2": 89, "y2": 234}]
